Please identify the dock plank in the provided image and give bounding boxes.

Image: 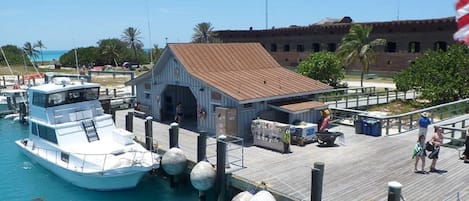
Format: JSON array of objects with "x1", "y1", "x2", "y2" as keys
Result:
[{"x1": 116, "y1": 110, "x2": 469, "y2": 201}]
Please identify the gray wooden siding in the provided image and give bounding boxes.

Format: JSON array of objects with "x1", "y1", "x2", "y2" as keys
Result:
[{"x1": 134, "y1": 51, "x2": 325, "y2": 140}]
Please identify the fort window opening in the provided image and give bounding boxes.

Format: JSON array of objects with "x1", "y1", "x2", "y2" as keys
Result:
[
  {"x1": 434, "y1": 41, "x2": 447, "y2": 51},
  {"x1": 296, "y1": 44, "x2": 305, "y2": 52},
  {"x1": 312, "y1": 43, "x2": 321, "y2": 52},
  {"x1": 327, "y1": 43, "x2": 336, "y2": 52},
  {"x1": 270, "y1": 43, "x2": 277, "y2": 52},
  {"x1": 408, "y1": 42, "x2": 421, "y2": 53},
  {"x1": 386, "y1": 42, "x2": 397, "y2": 53},
  {"x1": 283, "y1": 44, "x2": 290, "y2": 52}
]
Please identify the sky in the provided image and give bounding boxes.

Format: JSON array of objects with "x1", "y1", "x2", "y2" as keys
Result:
[{"x1": 0, "y1": 0, "x2": 456, "y2": 50}]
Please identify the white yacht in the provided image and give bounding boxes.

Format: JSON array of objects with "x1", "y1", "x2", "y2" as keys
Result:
[
  {"x1": 16, "y1": 77, "x2": 160, "y2": 191},
  {"x1": 0, "y1": 89, "x2": 27, "y2": 112}
]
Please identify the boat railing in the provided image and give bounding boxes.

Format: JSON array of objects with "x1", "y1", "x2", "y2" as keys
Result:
[{"x1": 30, "y1": 145, "x2": 159, "y2": 173}]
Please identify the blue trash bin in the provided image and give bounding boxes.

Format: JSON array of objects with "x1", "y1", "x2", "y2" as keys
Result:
[
  {"x1": 363, "y1": 120, "x2": 381, "y2": 136},
  {"x1": 363, "y1": 120, "x2": 372, "y2": 135}
]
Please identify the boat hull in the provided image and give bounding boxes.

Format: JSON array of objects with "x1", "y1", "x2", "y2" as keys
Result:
[{"x1": 16, "y1": 140, "x2": 152, "y2": 191}]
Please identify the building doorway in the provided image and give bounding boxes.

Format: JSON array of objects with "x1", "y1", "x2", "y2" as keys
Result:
[{"x1": 161, "y1": 85, "x2": 197, "y2": 130}]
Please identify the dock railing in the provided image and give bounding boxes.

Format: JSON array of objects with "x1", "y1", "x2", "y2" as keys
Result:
[
  {"x1": 206, "y1": 135, "x2": 244, "y2": 170},
  {"x1": 331, "y1": 98, "x2": 469, "y2": 136},
  {"x1": 320, "y1": 86, "x2": 417, "y2": 109}
]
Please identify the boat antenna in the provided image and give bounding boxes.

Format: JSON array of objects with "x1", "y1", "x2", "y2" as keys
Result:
[{"x1": 146, "y1": 0, "x2": 153, "y2": 65}]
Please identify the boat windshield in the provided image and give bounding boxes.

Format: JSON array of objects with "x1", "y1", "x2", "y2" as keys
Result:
[{"x1": 33, "y1": 87, "x2": 100, "y2": 107}]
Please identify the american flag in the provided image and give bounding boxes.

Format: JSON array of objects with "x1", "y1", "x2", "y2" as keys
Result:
[{"x1": 454, "y1": 0, "x2": 469, "y2": 44}]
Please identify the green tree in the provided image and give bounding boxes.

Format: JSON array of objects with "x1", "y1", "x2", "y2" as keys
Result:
[
  {"x1": 102, "y1": 43, "x2": 120, "y2": 67},
  {"x1": 336, "y1": 24, "x2": 386, "y2": 88},
  {"x1": 297, "y1": 51, "x2": 345, "y2": 87},
  {"x1": 23, "y1": 42, "x2": 39, "y2": 65},
  {"x1": 192, "y1": 22, "x2": 221, "y2": 43},
  {"x1": 34, "y1": 40, "x2": 46, "y2": 64},
  {"x1": 152, "y1": 44, "x2": 163, "y2": 63},
  {"x1": 394, "y1": 44, "x2": 469, "y2": 104},
  {"x1": 59, "y1": 47, "x2": 99, "y2": 67},
  {"x1": 0, "y1": 45, "x2": 30, "y2": 66},
  {"x1": 121, "y1": 27, "x2": 143, "y2": 64}
]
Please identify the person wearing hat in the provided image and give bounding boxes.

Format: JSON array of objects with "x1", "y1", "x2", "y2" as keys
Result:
[{"x1": 417, "y1": 112, "x2": 431, "y2": 139}]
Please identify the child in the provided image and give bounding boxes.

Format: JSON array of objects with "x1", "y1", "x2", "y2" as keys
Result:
[{"x1": 413, "y1": 135, "x2": 427, "y2": 173}]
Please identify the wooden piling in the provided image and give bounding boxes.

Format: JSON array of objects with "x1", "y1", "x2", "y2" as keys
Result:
[
  {"x1": 2, "y1": 76, "x2": 5, "y2": 88},
  {"x1": 311, "y1": 162, "x2": 324, "y2": 201},
  {"x1": 170, "y1": 123, "x2": 179, "y2": 148},
  {"x1": 145, "y1": 116, "x2": 153, "y2": 151},
  {"x1": 216, "y1": 135, "x2": 227, "y2": 201},
  {"x1": 125, "y1": 111, "x2": 133, "y2": 132},
  {"x1": 197, "y1": 131, "x2": 207, "y2": 162},
  {"x1": 387, "y1": 181, "x2": 402, "y2": 201}
]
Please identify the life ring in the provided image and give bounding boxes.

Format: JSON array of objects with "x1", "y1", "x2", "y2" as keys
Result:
[{"x1": 197, "y1": 105, "x2": 206, "y2": 120}]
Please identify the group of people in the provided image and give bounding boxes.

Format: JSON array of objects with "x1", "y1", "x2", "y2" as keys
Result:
[{"x1": 413, "y1": 112, "x2": 469, "y2": 174}]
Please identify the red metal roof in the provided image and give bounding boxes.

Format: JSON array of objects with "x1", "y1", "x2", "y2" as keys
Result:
[{"x1": 169, "y1": 43, "x2": 332, "y2": 102}]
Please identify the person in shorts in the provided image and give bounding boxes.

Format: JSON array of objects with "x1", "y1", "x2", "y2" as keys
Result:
[{"x1": 418, "y1": 112, "x2": 431, "y2": 139}]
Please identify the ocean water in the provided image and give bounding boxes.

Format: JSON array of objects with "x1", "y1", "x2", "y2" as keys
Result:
[
  {"x1": 38, "y1": 50, "x2": 67, "y2": 62},
  {"x1": 0, "y1": 119, "x2": 209, "y2": 201}
]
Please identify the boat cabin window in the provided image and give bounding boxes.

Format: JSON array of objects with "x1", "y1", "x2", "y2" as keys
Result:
[
  {"x1": 31, "y1": 122, "x2": 58, "y2": 144},
  {"x1": 32, "y1": 87, "x2": 99, "y2": 107}
]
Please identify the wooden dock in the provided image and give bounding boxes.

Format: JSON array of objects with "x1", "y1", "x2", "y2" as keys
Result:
[{"x1": 115, "y1": 110, "x2": 469, "y2": 201}]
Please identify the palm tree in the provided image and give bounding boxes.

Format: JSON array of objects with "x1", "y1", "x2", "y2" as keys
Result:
[
  {"x1": 34, "y1": 40, "x2": 46, "y2": 64},
  {"x1": 152, "y1": 44, "x2": 163, "y2": 63},
  {"x1": 101, "y1": 43, "x2": 120, "y2": 67},
  {"x1": 336, "y1": 24, "x2": 386, "y2": 88},
  {"x1": 23, "y1": 42, "x2": 39, "y2": 66},
  {"x1": 191, "y1": 22, "x2": 220, "y2": 43},
  {"x1": 121, "y1": 27, "x2": 143, "y2": 64}
]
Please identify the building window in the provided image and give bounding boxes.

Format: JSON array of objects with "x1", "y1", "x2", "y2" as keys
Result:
[
  {"x1": 283, "y1": 44, "x2": 290, "y2": 52},
  {"x1": 386, "y1": 42, "x2": 397, "y2": 53},
  {"x1": 144, "y1": 83, "x2": 151, "y2": 90},
  {"x1": 144, "y1": 92, "x2": 150, "y2": 99},
  {"x1": 408, "y1": 42, "x2": 420, "y2": 53},
  {"x1": 211, "y1": 91, "x2": 221, "y2": 101},
  {"x1": 327, "y1": 43, "x2": 336, "y2": 52},
  {"x1": 243, "y1": 103, "x2": 253, "y2": 109},
  {"x1": 270, "y1": 43, "x2": 277, "y2": 52},
  {"x1": 434, "y1": 41, "x2": 447, "y2": 51},
  {"x1": 312, "y1": 43, "x2": 321, "y2": 52},
  {"x1": 296, "y1": 44, "x2": 304, "y2": 52}
]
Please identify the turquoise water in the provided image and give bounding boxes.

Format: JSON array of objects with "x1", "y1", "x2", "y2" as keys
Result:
[
  {"x1": 0, "y1": 119, "x2": 208, "y2": 201},
  {"x1": 38, "y1": 50, "x2": 67, "y2": 62}
]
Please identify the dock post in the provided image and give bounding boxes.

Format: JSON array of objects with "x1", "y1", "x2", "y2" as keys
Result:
[
  {"x1": 125, "y1": 111, "x2": 133, "y2": 132},
  {"x1": 113, "y1": 88, "x2": 117, "y2": 97},
  {"x1": 170, "y1": 123, "x2": 179, "y2": 148},
  {"x1": 311, "y1": 162, "x2": 324, "y2": 201},
  {"x1": 168, "y1": 122, "x2": 179, "y2": 188},
  {"x1": 105, "y1": 88, "x2": 109, "y2": 96},
  {"x1": 216, "y1": 135, "x2": 227, "y2": 201},
  {"x1": 2, "y1": 76, "x2": 5, "y2": 88},
  {"x1": 145, "y1": 116, "x2": 153, "y2": 151},
  {"x1": 19, "y1": 103, "x2": 26, "y2": 123},
  {"x1": 197, "y1": 131, "x2": 207, "y2": 162},
  {"x1": 17, "y1": 75, "x2": 20, "y2": 85},
  {"x1": 387, "y1": 181, "x2": 402, "y2": 201},
  {"x1": 197, "y1": 131, "x2": 208, "y2": 201}
]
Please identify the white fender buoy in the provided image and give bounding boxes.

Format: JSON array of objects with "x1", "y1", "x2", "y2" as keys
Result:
[
  {"x1": 231, "y1": 191, "x2": 253, "y2": 201},
  {"x1": 250, "y1": 190, "x2": 276, "y2": 201},
  {"x1": 161, "y1": 147, "x2": 187, "y2": 175},
  {"x1": 190, "y1": 161, "x2": 216, "y2": 191}
]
